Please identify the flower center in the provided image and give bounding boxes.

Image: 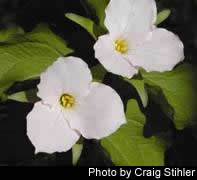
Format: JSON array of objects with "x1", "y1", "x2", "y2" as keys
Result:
[
  {"x1": 60, "y1": 94, "x2": 75, "y2": 108},
  {"x1": 115, "y1": 39, "x2": 128, "y2": 54}
]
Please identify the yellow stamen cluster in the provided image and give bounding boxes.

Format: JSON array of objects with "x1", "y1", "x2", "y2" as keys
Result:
[
  {"x1": 60, "y1": 94, "x2": 75, "y2": 108},
  {"x1": 115, "y1": 39, "x2": 128, "y2": 54}
]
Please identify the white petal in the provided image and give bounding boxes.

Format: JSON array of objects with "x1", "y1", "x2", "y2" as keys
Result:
[
  {"x1": 105, "y1": 0, "x2": 157, "y2": 43},
  {"x1": 27, "y1": 102, "x2": 80, "y2": 154},
  {"x1": 67, "y1": 82, "x2": 126, "y2": 139},
  {"x1": 94, "y1": 34, "x2": 138, "y2": 78},
  {"x1": 37, "y1": 56, "x2": 92, "y2": 106},
  {"x1": 129, "y1": 28, "x2": 184, "y2": 72}
]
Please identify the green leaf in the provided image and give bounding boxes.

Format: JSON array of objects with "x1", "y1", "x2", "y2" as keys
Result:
[
  {"x1": 101, "y1": 100, "x2": 164, "y2": 166},
  {"x1": 7, "y1": 89, "x2": 40, "y2": 103},
  {"x1": 155, "y1": 9, "x2": 171, "y2": 25},
  {"x1": 72, "y1": 144, "x2": 84, "y2": 166},
  {"x1": 7, "y1": 91, "x2": 28, "y2": 102},
  {"x1": 91, "y1": 64, "x2": 107, "y2": 83},
  {"x1": 25, "y1": 24, "x2": 72, "y2": 55},
  {"x1": 125, "y1": 78, "x2": 148, "y2": 107},
  {"x1": 0, "y1": 24, "x2": 73, "y2": 97},
  {"x1": 0, "y1": 26, "x2": 24, "y2": 42},
  {"x1": 81, "y1": 0, "x2": 109, "y2": 33},
  {"x1": 65, "y1": 13, "x2": 97, "y2": 40},
  {"x1": 141, "y1": 64, "x2": 197, "y2": 130}
]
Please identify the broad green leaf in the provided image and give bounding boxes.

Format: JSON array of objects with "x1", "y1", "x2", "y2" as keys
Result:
[
  {"x1": 81, "y1": 0, "x2": 109, "y2": 33},
  {"x1": 25, "y1": 24, "x2": 71, "y2": 55},
  {"x1": 101, "y1": 100, "x2": 164, "y2": 166},
  {"x1": 155, "y1": 9, "x2": 171, "y2": 25},
  {"x1": 141, "y1": 64, "x2": 197, "y2": 129},
  {"x1": 0, "y1": 24, "x2": 73, "y2": 97},
  {"x1": 0, "y1": 42, "x2": 60, "y2": 95},
  {"x1": 65, "y1": 13, "x2": 96, "y2": 40},
  {"x1": 0, "y1": 26, "x2": 24, "y2": 42},
  {"x1": 91, "y1": 64, "x2": 107, "y2": 83},
  {"x1": 125, "y1": 78, "x2": 148, "y2": 107},
  {"x1": 72, "y1": 144, "x2": 83, "y2": 166}
]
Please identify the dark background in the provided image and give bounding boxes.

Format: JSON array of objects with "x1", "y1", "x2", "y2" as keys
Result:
[{"x1": 0, "y1": 0, "x2": 197, "y2": 166}]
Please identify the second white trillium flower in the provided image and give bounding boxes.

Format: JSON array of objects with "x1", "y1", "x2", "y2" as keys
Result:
[
  {"x1": 27, "y1": 56, "x2": 126, "y2": 154},
  {"x1": 94, "y1": 0, "x2": 184, "y2": 78}
]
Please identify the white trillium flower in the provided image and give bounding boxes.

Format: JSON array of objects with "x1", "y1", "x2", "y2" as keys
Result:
[
  {"x1": 94, "y1": 0, "x2": 184, "y2": 78},
  {"x1": 27, "y1": 56, "x2": 126, "y2": 154}
]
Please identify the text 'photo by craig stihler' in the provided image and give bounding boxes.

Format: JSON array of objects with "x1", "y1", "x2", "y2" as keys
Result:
[
  {"x1": 0, "y1": 0, "x2": 197, "y2": 174},
  {"x1": 89, "y1": 167, "x2": 196, "y2": 178}
]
